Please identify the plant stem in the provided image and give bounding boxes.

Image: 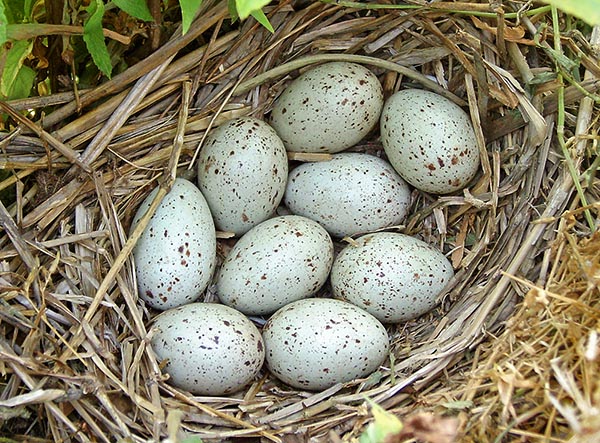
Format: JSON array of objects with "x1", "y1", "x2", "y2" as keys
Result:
[
  {"x1": 552, "y1": 6, "x2": 595, "y2": 231},
  {"x1": 319, "y1": 0, "x2": 552, "y2": 20},
  {"x1": 234, "y1": 53, "x2": 466, "y2": 107}
]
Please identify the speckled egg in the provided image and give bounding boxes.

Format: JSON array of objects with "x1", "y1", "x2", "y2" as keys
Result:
[
  {"x1": 270, "y1": 62, "x2": 383, "y2": 153},
  {"x1": 151, "y1": 303, "x2": 265, "y2": 395},
  {"x1": 263, "y1": 298, "x2": 389, "y2": 390},
  {"x1": 216, "y1": 215, "x2": 334, "y2": 315},
  {"x1": 131, "y1": 178, "x2": 216, "y2": 310},
  {"x1": 380, "y1": 89, "x2": 480, "y2": 194},
  {"x1": 197, "y1": 117, "x2": 288, "y2": 236},
  {"x1": 330, "y1": 232, "x2": 454, "y2": 323},
  {"x1": 284, "y1": 153, "x2": 411, "y2": 237}
]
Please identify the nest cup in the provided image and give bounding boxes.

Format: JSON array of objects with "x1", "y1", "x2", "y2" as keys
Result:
[{"x1": 1, "y1": 1, "x2": 599, "y2": 441}]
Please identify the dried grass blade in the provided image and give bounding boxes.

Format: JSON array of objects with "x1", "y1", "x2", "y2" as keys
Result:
[{"x1": 0, "y1": 101, "x2": 90, "y2": 173}]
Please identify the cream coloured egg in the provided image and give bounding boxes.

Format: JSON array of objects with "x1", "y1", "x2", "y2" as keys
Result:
[
  {"x1": 216, "y1": 215, "x2": 333, "y2": 315},
  {"x1": 284, "y1": 153, "x2": 411, "y2": 237},
  {"x1": 131, "y1": 178, "x2": 216, "y2": 310},
  {"x1": 330, "y1": 232, "x2": 454, "y2": 323},
  {"x1": 263, "y1": 298, "x2": 389, "y2": 390},
  {"x1": 197, "y1": 117, "x2": 288, "y2": 236},
  {"x1": 151, "y1": 303, "x2": 264, "y2": 395},
  {"x1": 270, "y1": 62, "x2": 383, "y2": 153},
  {"x1": 380, "y1": 89, "x2": 480, "y2": 194}
]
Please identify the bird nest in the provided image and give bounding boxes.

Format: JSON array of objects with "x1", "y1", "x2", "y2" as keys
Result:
[{"x1": 1, "y1": 1, "x2": 599, "y2": 441}]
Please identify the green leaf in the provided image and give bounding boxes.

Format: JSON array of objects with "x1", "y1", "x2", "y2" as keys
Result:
[
  {"x1": 7, "y1": 64, "x2": 35, "y2": 99},
  {"x1": 359, "y1": 400, "x2": 403, "y2": 443},
  {"x1": 113, "y1": 0, "x2": 154, "y2": 22},
  {"x1": 250, "y1": 8, "x2": 273, "y2": 32},
  {"x1": 540, "y1": 0, "x2": 600, "y2": 25},
  {"x1": 0, "y1": 38, "x2": 33, "y2": 98},
  {"x1": 228, "y1": 0, "x2": 238, "y2": 22},
  {"x1": 24, "y1": 0, "x2": 34, "y2": 19},
  {"x1": 179, "y1": 0, "x2": 203, "y2": 35},
  {"x1": 235, "y1": 0, "x2": 271, "y2": 20},
  {"x1": 83, "y1": 0, "x2": 112, "y2": 78},
  {"x1": 0, "y1": 1, "x2": 7, "y2": 45},
  {"x1": 3, "y1": 0, "x2": 25, "y2": 24}
]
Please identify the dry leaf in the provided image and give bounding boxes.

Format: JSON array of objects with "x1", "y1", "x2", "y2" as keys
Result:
[
  {"x1": 471, "y1": 16, "x2": 535, "y2": 45},
  {"x1": 384, "y1": 412, "x2": 459, "y2": 443}
]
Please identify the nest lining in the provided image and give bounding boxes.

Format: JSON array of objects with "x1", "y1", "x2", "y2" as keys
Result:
[{"x1": 1, "y1": 1, "x2": 599, "y2": 442}]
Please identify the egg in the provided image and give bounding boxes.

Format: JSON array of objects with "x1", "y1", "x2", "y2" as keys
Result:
[
  {"x1": 284, "y1": 153, "x2": 411, "y2": 237},
  {"x1": 380, "y1": 89, "x2": 480, "y2": 194},
  {"x1": 197, "y1": 117, "x2": 288, "y2": 236},
  {"x1": 270, "y1": 62, "x2": 383, "y2": 153},
  {"x1": 131, "y1": 178, "x2": 216, "y2": 310},
  {"x1": 216, "y1": 215, "x2": 333, "y2": 315},
  {"x1": 263, "y1": 298, "x2": 389, "y2": 390},
  {"x1": 330, "y1": 232, "x2": 454, "y2": 323},
  {"x1": 151, "y1": 303, "x2": 265, "y2": 395}
]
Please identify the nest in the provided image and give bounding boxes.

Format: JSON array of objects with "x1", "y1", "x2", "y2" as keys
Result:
[{"x1": 1, "y1": 1, "x2": 599, "y2": 441}]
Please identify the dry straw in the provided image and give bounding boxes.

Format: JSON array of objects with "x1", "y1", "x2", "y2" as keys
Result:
[{"x1": 1, "y1": 0, "x2": 599, "y2": 441}]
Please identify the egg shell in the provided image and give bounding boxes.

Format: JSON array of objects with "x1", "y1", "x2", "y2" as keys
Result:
[
  {"x1": 197, "y1": 117, "x2": 289, "y2": 236},
  {"x1": 380, "y1": 89, "x2": 480, "y2": 194},
  {"x1": 216, "y1": 215, "x2": 334, "y2": 315},
  {"x1": 284, "y1": 153, "x2": 411, "y2": 237},
  {"x1": 263, "y1": 298, "x2": 389, "y2": 390},
  {"x1": 131, "y1": 178, "x2": 216, "y2": 310},
  {"x1": 270, "y1": 62, "x2": 383, "y2": 153},
  {"x1": 330, "y1": 232, "x2": 454, "y2": 323},
  {"x1": 151, "y1": 303, "x2": 265, "y2": 395}
]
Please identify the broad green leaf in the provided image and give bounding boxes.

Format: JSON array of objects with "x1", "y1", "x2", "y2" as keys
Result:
[
  {"x1": 113, "y1": 0, "x2": 153, "y2": 22},
  {"x1": 83, "y1": 0, "x2": 112, "y2": 78},
  {"x1": 250, "y1": 8, "x2": 273, "y2": 32},
  {"x1": 179, "y1": 0, "x2": 202, "y2": 35},
  {"x1": 0, "y1": 1, "x2": 7, "y2": 45},
  {"x1": 235, "y1": 0, "x2": 271, "y2": 20},
  {"x1": 6, "y1": 64, "x2": 35, "y2": 99},
  {"x1": 541, "y1": 0, "x2": 600, "y2": 25},
  {"x1": 180, "y1": 437, "x2": 204, "y2": 443},
  {"x1": 359, "y1": 400, "x2": 403, "y2": 443},
  {"x1": 0, "y1": 38, "x2": 32, "y2": 98}
]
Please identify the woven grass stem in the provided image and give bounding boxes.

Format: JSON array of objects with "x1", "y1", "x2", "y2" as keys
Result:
[{"x1": 234, "y1": 53, "x2": 466, "y2": 106}]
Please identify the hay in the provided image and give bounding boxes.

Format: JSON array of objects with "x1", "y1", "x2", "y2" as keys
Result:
[{"x1": 0, "y1": 1, "x2": 598, "y2": 441}]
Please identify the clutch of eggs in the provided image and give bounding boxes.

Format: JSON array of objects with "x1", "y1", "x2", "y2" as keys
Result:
[{"x1": 133, "y1": 61, "x2": 483, "y2": 395}]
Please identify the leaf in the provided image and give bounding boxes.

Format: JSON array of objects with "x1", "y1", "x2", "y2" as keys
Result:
[
  {"x1": 250, "y1": 8, "x2": 273, "y2": 32},
  {"x1": 83, "y1": 0, "x2": 112, "y2": 78},
  {"x1": 3, "y1": 0, "x2": 25, "y2": 24},
  {"x1": 540, "y1": 0, "x2": 600, "y2": 25},
  {"x1": 7, "y1": 64, "x2": 35, "y2": 99},
  {"x1": 359, "y1": 400, "x2": 403, "y2": 443},
  {"x1": 228, "y1": 0, "x2": 238, "y2": 23},
  {"x1": 24, "y1": 0, "x2": 34, "y2": 18},
  {"x1": 235, "y1": 0, "x2": 271, "y2": 20},
  {"x1": 0, "y1": 1, "x2": 7, "y2": 45},
  {"x1": 0, "y1": 38, "x2": 33, "y2": 98},
  {"x1": 179, "y1": 0, "x2": 203, "y2": 35},
  {"x1": 394, "y1": 413, "x2": 459, "y2": 443},
  {"x1": 113, "y1": 0, "x2": 154, "y2": 22}
]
